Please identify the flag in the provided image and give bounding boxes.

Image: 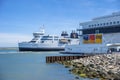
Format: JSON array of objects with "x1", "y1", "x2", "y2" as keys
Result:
[
  {"x1": 95, "y1": 34, "x2": 102, "y2": 43},
  {"x1": 89, "y1": 34, "x2": 95, "y2": 43},
  {"x1": 83, "y1": 35, "x2": 89, "y2": 43}
]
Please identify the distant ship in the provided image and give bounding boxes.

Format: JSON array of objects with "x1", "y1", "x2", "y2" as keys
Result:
[{"x1": 18, "y1": 28, "x2": 79, "y2": 51}]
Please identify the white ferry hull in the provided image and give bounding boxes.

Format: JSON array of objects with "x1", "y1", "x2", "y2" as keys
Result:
[
  {"x1": 18, "y1": 42, "x2": 65, "y2": 51},
  {"x1": 19, "y1": 47, "x2": 64, "y2": 51}
]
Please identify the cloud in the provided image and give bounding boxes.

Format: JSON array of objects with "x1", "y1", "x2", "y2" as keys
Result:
[{"x1": 0, "y1": 33, "x2": 32, "y2": 47}]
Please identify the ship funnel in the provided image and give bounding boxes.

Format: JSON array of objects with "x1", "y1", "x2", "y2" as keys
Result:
[
  {"x1": 61, "y1": 31, "x2": 68, "y2": 37},
  {"x1": 70, "y1": 30, "x2": 78, "y2": 38}
]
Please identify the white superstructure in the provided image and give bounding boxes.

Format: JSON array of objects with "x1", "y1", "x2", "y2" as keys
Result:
[
  {"x1": 18, "y1": 29, "x2": 79, "y2": 51},
  {"x1": 65, "y1": 12, "x2": 120, "y2": 54}
]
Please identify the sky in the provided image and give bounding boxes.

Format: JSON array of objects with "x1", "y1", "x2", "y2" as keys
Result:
[{"x1": 0, "y1": 0, "x2": 120, "y2": 47}]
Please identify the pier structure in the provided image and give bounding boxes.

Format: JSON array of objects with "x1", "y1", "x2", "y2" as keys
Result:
[{"x1": 46, "y1": 55, "x2": 87, "y2": 63}]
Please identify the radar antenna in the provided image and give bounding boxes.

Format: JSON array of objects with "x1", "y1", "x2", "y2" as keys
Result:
[{"x1": 39, "y1": 25, "x2": 45, "y2": 35}]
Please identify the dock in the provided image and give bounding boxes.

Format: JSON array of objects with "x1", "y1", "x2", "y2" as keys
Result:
[{"x1": 46, "y1": 55, "x2": 87, "y2": 63}]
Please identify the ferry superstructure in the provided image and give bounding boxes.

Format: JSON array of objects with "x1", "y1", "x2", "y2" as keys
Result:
[
  {"x1": 65, "y1": 12, "x2": 120, "y2": 54},
  {"x1": 18, "y1": 29, "x2": 79, "y2": 51}
]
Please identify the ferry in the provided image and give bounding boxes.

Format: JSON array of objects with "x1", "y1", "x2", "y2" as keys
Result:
[
  {"x1": 64, "y1": 12, "x2": 120, "y2": 54},
  {"x1": 18, "y1": 29, "x2": 79, "y2": 51}
]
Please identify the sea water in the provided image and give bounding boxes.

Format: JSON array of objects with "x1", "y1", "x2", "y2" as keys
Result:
[{"x1": 0, "y1": 48, "x2": 98, "y2": 80}]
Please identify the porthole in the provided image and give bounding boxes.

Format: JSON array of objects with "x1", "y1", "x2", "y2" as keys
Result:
[
  {"x1": 103, "y1": 23, "x2": 105, "y2": 25},
  {"x1": 113, "y1": 22, "x2": 116, "y2": 24},
  {"x1": 110, "y1": 22, "x2": 112, "y2": 24},
  {"x1": 89, "y1": 25, "x2": 91, "y2": 27},
  {"x1": 106, "y1": 23, "x2": 109, "y2": 25},
  {"x1": 94, "y1": 24, "x2": 96, "y2": 26},
  {"x1": 117, "y1": 21, "x2": 119, "y2": 24}
]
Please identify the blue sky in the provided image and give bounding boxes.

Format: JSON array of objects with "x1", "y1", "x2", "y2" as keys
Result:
[{"x1": 0, "y1": 0, "x2": 120, "y2": 47}]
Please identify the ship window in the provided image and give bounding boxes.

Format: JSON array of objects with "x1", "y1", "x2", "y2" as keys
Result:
[
  {"x1": 41, "y1": 36, "x2": 53, "y2": 40},
  {"x1": 103, "y1": 23, "x2": 105, "y2": 25},
  {"x1": 113, "y1": 21, "x2": 116, "y2": 24},
  {"x1": 49, "y1": 36, "x2": 53, "y2": 38},
  {"x1": 110, "y1": 22, "x2": 112, "y2": 24},
  {"x1": 43, "y1": 36, "x2": 53, "y2": 38},
  {"x1": 89, "y1": 25, "x2": 91, "y2": 27},
  {"x1": 100, "y1": 23, "x2": 102, "y2": 26},
  {"x1": 117, "y1": 21, "x2": 119, "y2": 24},
  {"x1": 54, "y1": 36, "x2": 59, "y2": 38},
  {"x1": 41, "y1": 41, "x2": 44, "y2": 43},
  {"x1": 106, "y1": 23, "x2": 109, "y2": 25},
  {"x1": 94, "y1": 24, "x2": 97, "y2": 27},
  {"x1": 41, "y1": 37, "x2": 52, "y2": 40},
  {"x1": 54, "y1": 38, "x2": 58, "y2": 40},
  {"x1": 97, "y1": 24, "x2": 99, "y2": 26},
  {"x1": 30, "y1": 41, "x2": 36, "y2": 43},
  {"x1": 95, "y1": 30, "x2": 99, "y2": 34}
]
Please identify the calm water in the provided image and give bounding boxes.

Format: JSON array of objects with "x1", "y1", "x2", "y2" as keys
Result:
[{"x1": 0, "y1": 48, "x2": 98, "y2": 80}]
